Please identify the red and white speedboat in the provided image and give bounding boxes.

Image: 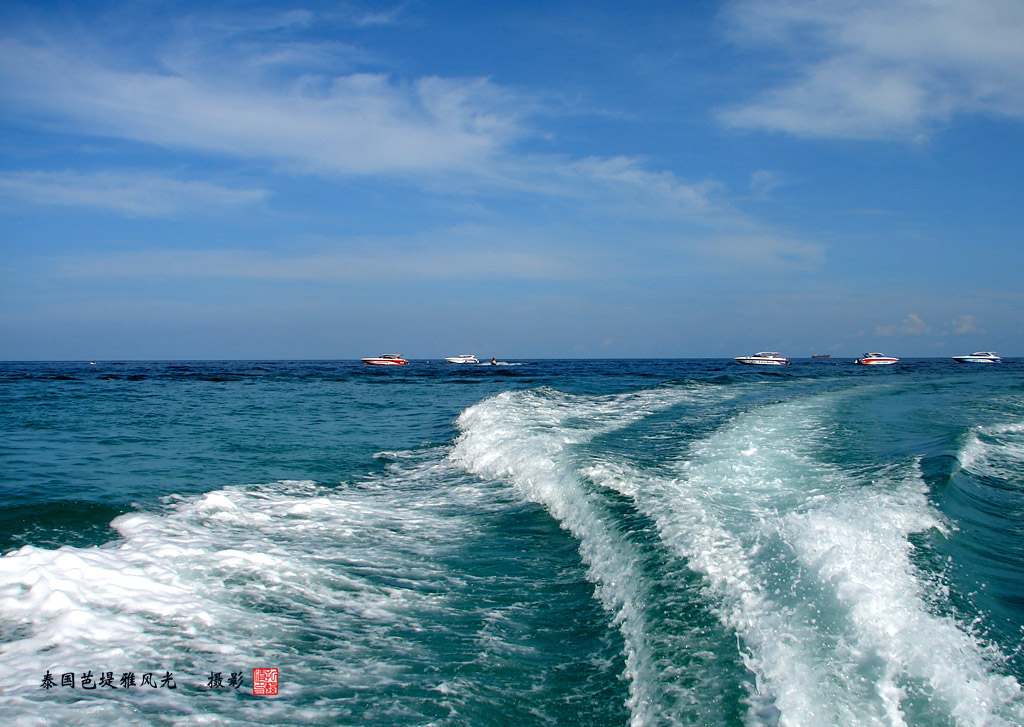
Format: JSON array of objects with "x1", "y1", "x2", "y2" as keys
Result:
[
  {"x1": 361, "y1": 354, "x2": 408, "y2": 366},
  {"x1": 734, "y1": 352, "x2": 789, "y2": 366},
  {"x1": 855, "y1": 352, "x2": 899, "y2": 365}
]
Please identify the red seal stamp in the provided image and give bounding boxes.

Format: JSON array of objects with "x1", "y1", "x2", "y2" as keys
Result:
[{"x1": 252, "y1": 668, "x2": 278, "y2": 696}]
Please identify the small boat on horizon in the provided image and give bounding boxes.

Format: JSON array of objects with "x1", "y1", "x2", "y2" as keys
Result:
[
  {"x1": 811, "y1": 354, "x2": 830, "y2": 359},
  {"x1": 734, "y1": 352, "x2": 789, "y2": 366},
  {"x1": 362, "y1": 354, "x2": 408, "y2": 366},
  {"x1": 952, "y1": 351, "x2": 1002, "y2": 363},
  {"x1": 444, "y1": 354, "x2": 479, "y2": 364},
  {"x1": 855, "y1": 353, "x2": 899, "y2": 365}
]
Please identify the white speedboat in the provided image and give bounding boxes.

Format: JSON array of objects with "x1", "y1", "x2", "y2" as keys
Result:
[
  {"x1": 952, "y1": 351, "x2": 1002, "y2": 363},
  {"x1": 855, "y1": 353, "x2": 899, "y2": 365},
  {"x1": 444, "y1": 354, "x2": 479, "y2": 364},
  {"x1": 361, "y1": 354, "x2": 408, "y2": 366},
  {"x1": 734, "y1": 352, "x2": 789, "y2": 366}
]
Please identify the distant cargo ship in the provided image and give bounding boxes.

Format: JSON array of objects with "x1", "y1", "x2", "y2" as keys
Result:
[{"x1": 811, "y1": 354, "x2": 831, "y2": 359}]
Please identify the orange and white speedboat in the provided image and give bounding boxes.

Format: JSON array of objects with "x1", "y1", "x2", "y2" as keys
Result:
[
  {"x1": 361, "y1": 354, "x2": 408, "y2": 366},
  {"x1": 855, "y1": 352, "x2": 899, "y2": 365}
]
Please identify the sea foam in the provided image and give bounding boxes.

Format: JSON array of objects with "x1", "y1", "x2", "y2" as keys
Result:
[
  {"x1": 451, "y1": 384, "x2": 749, "y2": 726},
  {"x1": 0, "y1": 477, "x2": 494, "y2": 724},
  {"x1": 452, "y1": 385, "x2": 1024, "y2": 727}
]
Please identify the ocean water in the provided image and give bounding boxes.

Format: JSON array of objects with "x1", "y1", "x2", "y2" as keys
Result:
[{"x1": 1, "y1": 359, "x2": 1022, "y2": 727}]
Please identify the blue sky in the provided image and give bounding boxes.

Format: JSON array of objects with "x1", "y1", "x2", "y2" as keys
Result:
[{"x1": 1, "y1": 0, "x2": 1022, "y2": 359}]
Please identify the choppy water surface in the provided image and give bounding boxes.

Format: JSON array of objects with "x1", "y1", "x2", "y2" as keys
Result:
[{"x1": 1, "y1": 359, "x2": 1022, "y2": 726}]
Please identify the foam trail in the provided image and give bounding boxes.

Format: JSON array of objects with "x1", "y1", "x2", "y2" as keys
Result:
[
  {"x1": 451, "y1": 385, "x2": 719, "y2": 726},
  {"x1": 947, "y1": 418, "x2": 1024, "y2": 658},
  {"x1": 958, "y1": 422, "x2": 1024, "y2": 482},
  {"x1": 785, "y1": 482, "x2": 1022, "y2": 726},
  {"x1": 586, "y1": 393, "x2": 1024, "y2": 726},
  {"x1": 0, "y1": 476, "x2": 502, "y2": 725}
]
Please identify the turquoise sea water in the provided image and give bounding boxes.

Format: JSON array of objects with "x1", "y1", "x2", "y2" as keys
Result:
[{"x1": 1, "y1": 359, "x2": 1023, "y2": 726}]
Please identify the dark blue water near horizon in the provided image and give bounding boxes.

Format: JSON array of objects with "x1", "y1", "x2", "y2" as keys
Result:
[{"x1": 2, "y1": 359, "x2": 1023, "y2": 726}]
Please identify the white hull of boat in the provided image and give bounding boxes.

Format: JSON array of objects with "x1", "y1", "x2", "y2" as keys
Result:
[
  {"x1": 952, "y1": 352, "x2": 1001, "y2": 363},
  {"x1": 362, "y1": 355, "x2": 408, "y2": 366},
  {"x1": 445, "y1": 355, "x2": 479, "y2": 364},
  {"x1": 734, "y1": 352, "x2": 789, "y2": 366},
  {"x1": 855, "y1": 354, "x2": 899, "y2": 365}
]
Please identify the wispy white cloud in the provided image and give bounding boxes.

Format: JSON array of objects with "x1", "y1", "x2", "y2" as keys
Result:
[
  {"x1": 749, "y1": 170, "x2": 784, "y2": 197},
  {"x1": 0, "y1": 38, "x2": 525, "y2": 176},
  {"x1": 0, "y1": 25, "x2": 725, "y2": 216},
  {"x1": 347, "y1": 5, "x2": 407, "y2": 28},
  {"x1": 705, "y1": 234, "x2": 825, "y2": 272},
  {"x1": 50, "y1": 237, "x2": 581, "y2": 283},
  {"x1": 462, "y1": 157, "x2": 822, "y2": 273},
  {"x1": 949, "y1": 314, "x2": 979, "y2": 334},
  {"x1": 0, "y1": 170, "x2": 268, "y2": 216},
  {"x1": 556, "y1": 156, "x2": 723, "y2": 218},
  {"x1": 875, "y1": 312, "x2": 931, "y2": 336},
  {"x1": 0, "y1": 10, "x2": 829, "y2": 277},
  {"x1": 720, "y1": 0, "x2": 1024, "y2": 139}
]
